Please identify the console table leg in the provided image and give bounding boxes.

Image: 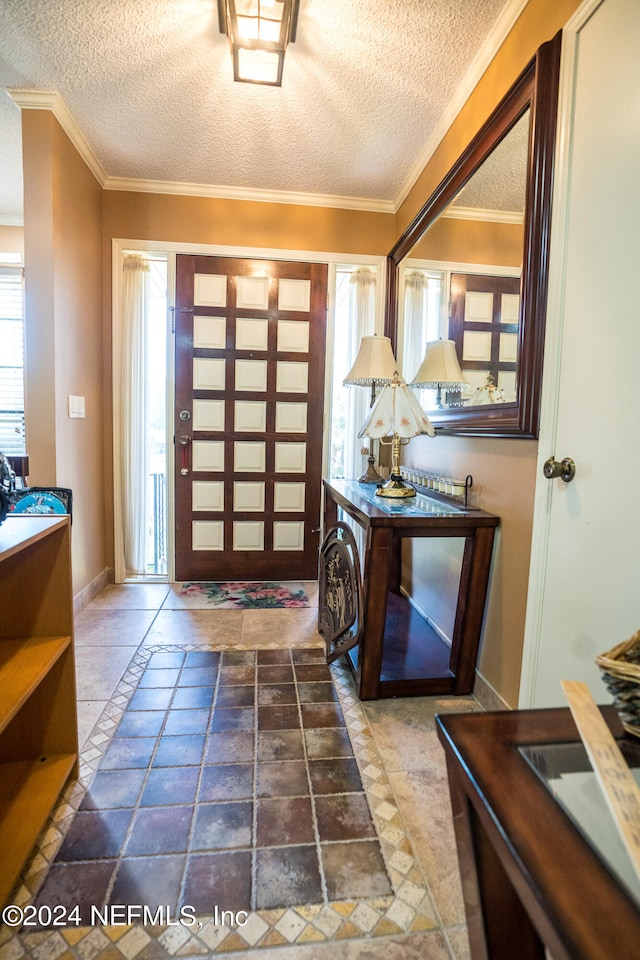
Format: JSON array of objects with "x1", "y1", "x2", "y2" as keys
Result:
[{"x1": 358, "y1": 526, "x2": 393, "y2": 700}]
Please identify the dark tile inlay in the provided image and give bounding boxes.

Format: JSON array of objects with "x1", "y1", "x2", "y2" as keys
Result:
[
  {"x1": 321, "y1": 841, "x2": 393, "y2": 900},
  {"x1": 183, "y1": 852, "x2": 252, "y2": 914},
  {"x1": 109, "y1": 855, "x2": 185, "y2": 913},
  {"x1": 56, "y1": 809, "x2": 133, "y2": 861},
  {"x1": 314, "y1": 794, "x2": 376, "y2": 842},
  {"x1": 199, "y1": 763, "x2": 254, "y2": 801},
  {"x1": 254, "y1": 846, "x2": 323, "y2": 910},
  {"x1": 43, "y1": 644, "x2": 392, "y2": 917},
  {"x1": 256, "y1": 796, "x2": 315, "y2": 846},
  {"x1": 191, "y1": 802, "x2": 253, "y2": 851},
  {"x1": 125, "y1": 805, "x2": 193, "y2": 856}
]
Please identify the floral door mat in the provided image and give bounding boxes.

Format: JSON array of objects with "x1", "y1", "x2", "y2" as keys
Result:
[{"x1": 164, "y1": 581, "x2": 312, "y2": 610}]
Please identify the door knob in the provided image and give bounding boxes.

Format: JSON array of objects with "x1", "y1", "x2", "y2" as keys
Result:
[{"x1": 543, "y1": 456, "x2": 576, "y2": 483}]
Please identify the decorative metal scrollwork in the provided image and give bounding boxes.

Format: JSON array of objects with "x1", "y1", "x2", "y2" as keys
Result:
[{"x1": 318, "y1": 521, "x2": 363, "y2": 664}]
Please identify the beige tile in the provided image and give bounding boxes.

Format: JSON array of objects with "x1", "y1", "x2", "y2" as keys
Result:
[
  {"x1": 208, "y1": 930, "x2": 453, "y2": 959},
  {"x1": 389, "y1": 767, "x2": 466, "y2": 927},
  {"x1": 74, "y1": 609, "x2": 156, "y2": 646},
  {"x1": 142, "y1": 608, "x2": 243, "y2": 645},
  {"x1": 88, "y1": 583, "x2": 170, "y2": 609},
  {"x1": 363, "y1": 696, "x2": 479, "y2": 773},
  {"x1": 241, "y1": 607, "x2": 323, "y2": 647},
  {"x1": 74, "y1": 646, "x2": 138, "y2": 700},
  {"x1": 445, "y1": 925, "x2": 471, "y2": 960},
  {"x1": 76, "y1": 700, "x2": 109, "y2": 749}
]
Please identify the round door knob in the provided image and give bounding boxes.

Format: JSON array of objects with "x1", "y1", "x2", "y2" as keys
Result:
[{"x1": 543, "y1": 457, "x2": 576, "y2": 483}]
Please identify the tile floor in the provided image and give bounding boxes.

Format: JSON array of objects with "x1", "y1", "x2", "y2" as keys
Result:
[{"x1": 0, "y1": 582, "x2": 480, "y2": 960}]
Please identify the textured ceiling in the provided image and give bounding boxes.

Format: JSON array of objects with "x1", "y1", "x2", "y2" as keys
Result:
[{"x1": 0, "y1": 0, "x2": 516, "y2": 222}]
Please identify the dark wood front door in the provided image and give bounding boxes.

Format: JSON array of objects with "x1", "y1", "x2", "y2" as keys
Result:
[
  {"x1": 174, "y1": 254, "x2": 327, "y2": 582},
  {"x1": 449, "y1": 273, "x2": 520, "y2": 400}
]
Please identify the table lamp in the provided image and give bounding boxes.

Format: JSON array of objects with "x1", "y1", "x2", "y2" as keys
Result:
[
  {"x1": 343, "y1": 334, "x2": 398, "y2": 483},
  {"x1": 410, "y1": 339, "x2": 469, "y2": 408},
  {"x1": 359, "y1": 373, "x2": 435, "y2": 498}
]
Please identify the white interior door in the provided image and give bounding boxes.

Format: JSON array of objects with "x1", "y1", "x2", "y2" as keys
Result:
[{"x1": 519, "y1": 0, "x2": 640, "y2": 708}]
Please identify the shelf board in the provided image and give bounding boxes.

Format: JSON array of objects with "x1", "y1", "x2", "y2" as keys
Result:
[
  {"x1": 0, "y1": 636, "x2": 72, "y2": 735},
  {"x1": 0, "y1": 752, "x2": 77, "y2": 909},
  {"x1": 0, "y1": 515, "x2": 69, "y2": 563}
]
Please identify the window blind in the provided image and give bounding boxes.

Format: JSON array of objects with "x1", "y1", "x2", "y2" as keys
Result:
[{"x1": 0, "y1": 266, "x2": 26, "y2": 456}]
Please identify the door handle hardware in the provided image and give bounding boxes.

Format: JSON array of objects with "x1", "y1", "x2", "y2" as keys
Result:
[
  {"x1": 179, "y1": 435, "x2": 192, "y2": 476},
  {"x1": 179, "y1": 409, "x2": 191, "y2": 421},
  {"x1": 543, "y1": 456, "x2": 576, "y2": 483}
]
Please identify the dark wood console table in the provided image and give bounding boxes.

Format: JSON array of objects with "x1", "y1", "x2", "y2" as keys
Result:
[
  {"x1": 322, "y1": 479, "x2": 499, "y2": 700},
  {"x1": 437, "y1": 707, "x2": 640, "y2": 960}
]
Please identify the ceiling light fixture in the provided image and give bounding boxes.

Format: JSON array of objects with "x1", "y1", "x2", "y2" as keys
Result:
[{"x1": 218, "y1": 0, "x2": 299, "y2": 86}]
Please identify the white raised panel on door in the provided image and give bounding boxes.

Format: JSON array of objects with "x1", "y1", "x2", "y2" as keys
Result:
[
  {"x1": 233, "y1": 482, "x2": 265, "y2": 512},
  {"x1": 194, "y1": 316, "x2": 226, "y2": 348},
  {"x1": 274, "y1": 442, "x2": 306, "y2": 473},
  {"x1": 236, "y1": 318, "x2": 269, "y2": 352},
  {"x1": 276, "y1": 362, "x2": 308, "y2": 393},
  {"x1": 236, "y1": 276, "x2": 269, "y2": 310},
  {"x1": 501, "y1": 294, "x2": 520, "y2": 323},
  {"x1": 233, "y1": 521, "x2": 264, "y2": 551},
  {"x1": 234, "y1": 401, "x2": 267, "y2": 432},
  {"x1": 274, "y1": 482, "x2": 305, "y2": 512},
  {"x1": 498, "y1": 333, "x2": 518, "y2": 363},
  {"x1": 520, "y1": 0, "x2": 640, "y2": 708},
  {"x1": 275, "y1": 402, "x2": 307, "y2": 433},
  {"x1": 277, "y1": 320, "x2": 310, "y2": 353},
  {"x1": 192, "y1": 520, "x2": 224, "y2": 550},
  {"x1": 194, "y1": 274, "x2": 227, "y2": 307},
  {"x1": 193, "y1": 358, "x2": 225, "y2": 391},
  {"x1": 234, "y1": 441, "x2": 266, "y2": 473},
  {"x1": 463, "y1": 332, "x2": 492, "y2": 362},
  {"x1": 235, "y1": 359, "x2": 268, "y2": 392},
  {"x1": 278, "y1": 279, "x2": 311, "y2": 312},
  {"x1": 273, "y1": 521, "x2": 305, "y2": 551},
  {"x1": 465, "y1": 291, "x2": 493, "y2": 323},
  {"x1": 193, "y1": 399, "x2": 225, "y2": 432},
  {"x1": 192, "y1": 441, "x2": 225, "y2": 472},
  {"x1": 192, "y1": 481, "x2": 225, "y2": 512}
]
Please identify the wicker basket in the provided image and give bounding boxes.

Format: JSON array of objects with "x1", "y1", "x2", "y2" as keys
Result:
[{"x1": 595, "y1": 630, "x2": 640, "y2": 737}]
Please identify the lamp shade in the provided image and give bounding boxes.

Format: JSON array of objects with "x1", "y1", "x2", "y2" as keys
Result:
[
  {"x1": 410, "y1": 339, "x2": 468, "y2": 389},
  {"x1": 343, "y1": 335, "x2": 399, "y2": 386},
  {"x1": 359, "y1": 376, "x2": 435, "y2": 439}
]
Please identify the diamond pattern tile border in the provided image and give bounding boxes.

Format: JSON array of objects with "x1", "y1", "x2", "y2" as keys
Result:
[{"x1": 0, "y1": 645, "x2": 437, "y2": 959}]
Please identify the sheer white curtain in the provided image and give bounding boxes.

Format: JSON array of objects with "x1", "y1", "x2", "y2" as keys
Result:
[
  {"x1": 402, "y1": 270, "x2": 429, "y2": 381},
  {"x1": 117, "y1": 255, "x2": 150, "y2": 575},
  {"x1": 344, "y1": 267, "x2": 376, "y2": 479}
]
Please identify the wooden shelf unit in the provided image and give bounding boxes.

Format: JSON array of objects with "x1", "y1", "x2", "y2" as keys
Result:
[{"x1": 0, "y1": 516, "x2": 78, "y2": 910}]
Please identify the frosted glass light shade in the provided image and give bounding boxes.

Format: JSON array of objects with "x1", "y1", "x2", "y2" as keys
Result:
[
  {"x1": 343, "y1": 335, "x2": 399, "y2": 386},
  {"x1": 410, "y1": 339, "x2": 468, "y2": 389},
  {"x1": 359, "y1": 377, "x2": 435, "y2": 439}
]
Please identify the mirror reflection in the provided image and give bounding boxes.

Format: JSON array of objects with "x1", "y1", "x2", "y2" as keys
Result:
[{"x1": 398, "y1": 110, "x2": 529, "y2": 413}]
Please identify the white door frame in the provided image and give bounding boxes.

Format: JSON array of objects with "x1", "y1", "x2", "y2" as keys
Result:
[
  {"x1": 111, "y1": 237, "x2": 386, "y2": 582},
  {"x1": 518, "y1": 0, "x2": 607, "y2": 707}
]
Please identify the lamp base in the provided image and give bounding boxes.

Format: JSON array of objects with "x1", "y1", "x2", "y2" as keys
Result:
[
  {"x1": 375, "y1": 474, "x2": 416, "y2": 498},
  {"x1": 358, "y1": 456, "x2": 383, "y2": 484}
]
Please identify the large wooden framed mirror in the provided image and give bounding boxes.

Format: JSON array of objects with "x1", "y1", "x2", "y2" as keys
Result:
[{"x1": 386, "y1": 32, "x2": 561, "y2": 437}]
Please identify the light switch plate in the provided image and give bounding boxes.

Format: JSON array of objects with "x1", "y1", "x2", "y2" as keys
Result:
[{"x1": 68, "y1": 395, "x2": 86, "y2": 419}]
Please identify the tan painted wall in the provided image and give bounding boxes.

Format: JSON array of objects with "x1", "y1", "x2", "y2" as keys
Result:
[
  {"x1": 394, "y1": 0, "x2": 583, "y2": 706},
  {"x1": 0, "y1": 225, "x2": 24, "y2": 256},
  {"x1": 22, "y1": 111, "x2": 105, "y2": 597},
  {"x1": 410, "y1": 216, "x2": 523, "y2": 267}
]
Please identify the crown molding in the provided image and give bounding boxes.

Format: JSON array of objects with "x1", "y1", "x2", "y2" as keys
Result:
[
  {"x1": 103, "y1": 175, "x2": 395, "y2": 213},
  {"x1": 443, "y1": 205, "x2": 524, "y2": 224},
  {"x1": 392, "y1": 0, "x2": 530, "y2": 212},
  {"x1": 7, "y1": 89, "x2": 108, "y2": 187}
]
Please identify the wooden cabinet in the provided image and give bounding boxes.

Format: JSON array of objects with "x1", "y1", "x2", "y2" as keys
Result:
[{"x1": 0, "y1": 516, "x2": 78, "y2": 909}]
